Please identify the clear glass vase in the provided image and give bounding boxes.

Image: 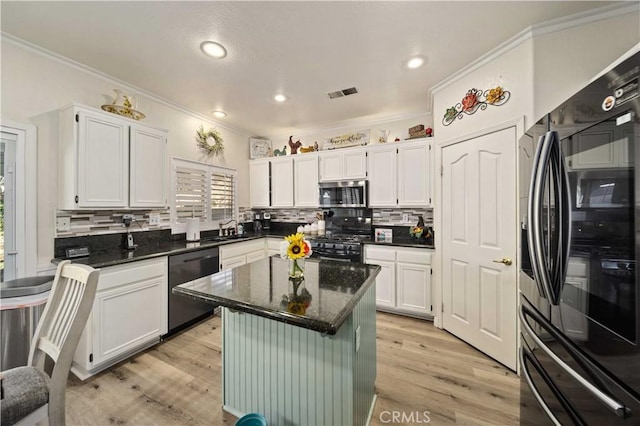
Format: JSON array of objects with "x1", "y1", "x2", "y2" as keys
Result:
[{"x1": 289, "y1": 258, "x2": 305, "y2": 279}]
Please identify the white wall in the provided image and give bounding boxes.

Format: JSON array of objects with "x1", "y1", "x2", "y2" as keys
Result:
[
  {"x1": 432, "y1": 39, "x2": 535, "y2": 143},
  {"x1": 1, "y1": 40, "x2": 252, "y2": 270}
]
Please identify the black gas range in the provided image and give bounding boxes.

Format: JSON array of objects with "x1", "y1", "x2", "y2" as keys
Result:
[
  {"x1": 310, "y1": 235, "x2": 371, "y2": 263},
  {"x1": 310, "y1": 208, "x2": 372, "y2": 263}
]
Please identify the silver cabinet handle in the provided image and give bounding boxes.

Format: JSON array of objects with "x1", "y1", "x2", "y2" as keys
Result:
[
  {"x1": 519, "y1": 346, "x2": 563, "y2": 426},
  {"x1": 520, "y1": 307, "x2": 628, "y2": 417}
]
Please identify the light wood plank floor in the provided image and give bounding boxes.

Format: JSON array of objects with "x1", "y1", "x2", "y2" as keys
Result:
[{"x1": 65, "y1": 312, "x2": 520, "y2": 425}]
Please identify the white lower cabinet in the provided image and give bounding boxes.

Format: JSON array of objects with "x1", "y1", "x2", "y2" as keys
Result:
[
  {"x1": 266, "y1": 237, "x2": 282, "y2": 256},
  {"x1": 72, "y1": 257, "x2": 168, "y2": 379},
  {"x1": 364, "y1": 245, "x2": 433, "y2": 317},
  {"x1": 220, "y1": 239, "x2": 267, "y2": 270}
]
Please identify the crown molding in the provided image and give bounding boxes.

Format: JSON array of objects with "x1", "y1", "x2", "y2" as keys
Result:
[
  {"x1": 1, "y1": 32, "x2": 250, "y2": 137},
  {"x1": 427, "y1": 2, "x2": 638, "y2": 106}
]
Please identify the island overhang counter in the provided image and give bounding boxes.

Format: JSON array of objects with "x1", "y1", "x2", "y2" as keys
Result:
[{"x1": 174, "y1": 256, "x2": 381, "y2": 426}]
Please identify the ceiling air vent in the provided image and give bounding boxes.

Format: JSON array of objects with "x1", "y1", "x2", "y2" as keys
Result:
[{"x1": 328, "y1": 87, "x2": 358, "y2": 99}]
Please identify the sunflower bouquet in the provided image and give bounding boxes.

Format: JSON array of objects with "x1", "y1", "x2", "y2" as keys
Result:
[{"x1": 280, "y1": 232, "x2": 312, "y2": 278}]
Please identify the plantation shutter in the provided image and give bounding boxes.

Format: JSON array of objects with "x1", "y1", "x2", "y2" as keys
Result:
[
  {"x1": 175, "y1": 165, "x2": 207, "y2": 221},
  {"x1": 211, "y1": 170, "x2": 235, "y2": 222}
]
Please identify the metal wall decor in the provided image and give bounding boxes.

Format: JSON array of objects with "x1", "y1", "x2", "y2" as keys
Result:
[{"x1": 442, "y1": 86, "x2": 510, "y2": 126}]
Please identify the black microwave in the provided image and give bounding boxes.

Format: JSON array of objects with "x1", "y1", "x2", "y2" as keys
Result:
[{"x1": 318, "y1": 180, "x2": 368, "y2": 208}]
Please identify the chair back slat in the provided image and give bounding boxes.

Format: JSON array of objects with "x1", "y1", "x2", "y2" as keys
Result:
[
  {"x1": 47, "y1": 278, "x2": 85, "y2": 350},
  {"x1": 28, "y1": 261, "x2": 99, "y2": 368}
]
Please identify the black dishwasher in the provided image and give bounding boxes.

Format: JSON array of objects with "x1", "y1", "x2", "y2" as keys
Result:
[{"x1": 167, "y1": 247, "x2": 219, "y2": 336}]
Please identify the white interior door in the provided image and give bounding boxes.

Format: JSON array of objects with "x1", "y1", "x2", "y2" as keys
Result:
[{"x1": 441, "y1": 126, "x2": 517, "y2": 370}]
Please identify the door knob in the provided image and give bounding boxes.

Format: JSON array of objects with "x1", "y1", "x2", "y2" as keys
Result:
[{"x1": 493, "y1": 257, "x2": 512, "y2": 266}]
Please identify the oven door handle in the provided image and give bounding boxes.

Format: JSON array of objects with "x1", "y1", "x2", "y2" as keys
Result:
[
  {"x1": 318, "y1": 255, "x2": 352, "y2": 263},
  {"x1": 520, "y1": 304, "x2": 628, "y2": 417}
]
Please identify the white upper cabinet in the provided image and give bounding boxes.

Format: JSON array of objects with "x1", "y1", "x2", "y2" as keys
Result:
[
  {"x1": 129, "y1": 124, "x2": 168, "y2": 208},
  {"x1": 368, "y1": 139, "x2": 432, "y2": 207},
  {"x1": 293, "y1": 154, "x2": 319, "y2": 207},
  {"x1": 318, "y1": 147, "x2": 367, "y2": 181},
  {"x1": 58, "y1": 104, "x2": 168, "y2": 210},
  {"x1": 250, "y1": 159, "x2": 270, "y2": 208},
  {"x1": 398, "y1": 141, "x2": 431, "y2": 206},
  {"x1": 368, "y1": 145, "x2": 397, "y2": 207},
  {"x1": 270, "y1": 156, "x2": 294, "y2": 207}
]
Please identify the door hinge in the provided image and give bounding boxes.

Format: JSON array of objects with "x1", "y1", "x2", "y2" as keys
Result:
[
  {"x1": 430, "y1": 305, "x2": 433, "y2": 311},
  {"x1": 429, "y1": 144, "x2": 432, "y2": 150},
  {"x1": 89, "y1": 353, "x2": 93, "y2": 363},
  {"x1": 440, "y1": 165, "x2": 443, "y2": 176},
  {"x1": 429, "y1": 197, "x2": 431, "y2": 204},
  {"x1": 75, "y1": 195, "x2": 79, "y2": 203},
  {"x1": 430, "y1": 269, "x2": 433, "y2": 275},
  {"x1": 75, "y1": 114, "x2": 79, "y2": 122},
  {"x1": 442, "y1": 302, "x2": 444, "y2": 312}
]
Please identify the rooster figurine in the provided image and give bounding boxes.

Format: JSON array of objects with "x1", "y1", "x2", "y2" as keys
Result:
[
  {"x1": 273, "y1": 146, "x2": 287, "y2": 156},
  {"x1": 288, "y1": 136, "x2": 302, "y2": 154}
]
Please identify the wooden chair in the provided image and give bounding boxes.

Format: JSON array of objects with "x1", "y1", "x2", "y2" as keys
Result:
[{"x1": 1, "y1": 260, "x2": 99, "y2": 425}]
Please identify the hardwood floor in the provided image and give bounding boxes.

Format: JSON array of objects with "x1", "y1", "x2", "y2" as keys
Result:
[{"x1": 65, "y1": 312, "x2": 520, "y2": 425}]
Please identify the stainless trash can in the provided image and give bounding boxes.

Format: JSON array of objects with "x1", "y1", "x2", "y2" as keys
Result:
[{"x1": 0, "y1": 276, "x2": 54, "y2": 370}]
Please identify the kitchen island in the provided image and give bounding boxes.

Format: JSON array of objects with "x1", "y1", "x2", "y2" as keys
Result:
[{"x1": 174, "y1": 256, "x2": 380, "y2": 426}]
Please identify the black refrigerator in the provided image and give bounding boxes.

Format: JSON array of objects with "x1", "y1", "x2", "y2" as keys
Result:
[{"x1": 520, "y1": 51, "x2": 640, "y2": 424}]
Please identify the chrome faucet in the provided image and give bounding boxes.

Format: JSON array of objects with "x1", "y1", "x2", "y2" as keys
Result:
[{"x1": 219, "y1": 219, "x2": 238, "y2": 236}]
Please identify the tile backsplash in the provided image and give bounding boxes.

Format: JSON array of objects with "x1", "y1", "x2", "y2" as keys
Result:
[
  {"x1": 55, "y1": 209, "x2": 171, "y2": 238},
  {"x1": 241, "y1": 207, "x2": 433, "y2": 227}
]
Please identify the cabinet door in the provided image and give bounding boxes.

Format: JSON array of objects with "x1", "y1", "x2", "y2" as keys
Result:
[
  {"x1": 343, "y1": 149, "x2": 367, "y2": 179},
  {"x1": 91, "y1": 276, "x2": 165, "y2": 367},
  {"x1": 271, "y1": 157, "x2": 294, "y2": 207},
  {"x1": 250, "y1": 160, "x2": 270, "y2": 207},
  {"x1": 368, "y1": 145, "x2": 397, "y2": 207},
  {"x1": 319, "y1": 152, "x2": 343, "y2": 181},
  {"x1": 294, "y1": 155, "x2": 319, "y2": 207},
  {"x1": 396, "y1": 263, "x2": 431, "y2": 315},
  {"x1": 373, "y1": 260, "x2": 396, "y2": 308},
  {"x1": 77, "y1": 110, "x2": 129, "y2": 208},
  {"x1": 398, "y1": 141, "x2": 430, "y2": 206},
  {"x1": 129, "y1": 124, "x2": 167, "y2": 208}
]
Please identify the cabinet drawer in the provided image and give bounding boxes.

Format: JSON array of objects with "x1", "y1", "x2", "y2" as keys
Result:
[
  {"x1": 220, "y1": 239, "x2": 266, "y2": 260},
  {"x1": 98, "y1": 257, "x2": 167, "y2": 292},
  {"x1": 396, "y1": 249, "x2": 432, "y2": 265},
  {"x1": 364, "y1": 246, "x2": 396, "y2": 262}
]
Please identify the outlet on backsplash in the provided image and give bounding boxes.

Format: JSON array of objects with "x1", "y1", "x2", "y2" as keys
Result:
[
  {"x1": 402, "y1": 213, "x2": 409, "y2": 222},
  {"x1": 148, "y1": 213, "x2": 160, "y2": 225}
]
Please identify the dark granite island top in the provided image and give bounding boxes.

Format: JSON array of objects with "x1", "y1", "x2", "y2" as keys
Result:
[{"x1": 173, "y1": 256, "x2": 380, "y2": 335}]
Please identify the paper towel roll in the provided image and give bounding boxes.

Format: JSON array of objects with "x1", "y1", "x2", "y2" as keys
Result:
[{"x1": 186, "y1": 218, "x2": 200, "y2": 241}]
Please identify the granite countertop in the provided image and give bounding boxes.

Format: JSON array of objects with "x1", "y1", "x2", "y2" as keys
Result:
[
  {"x1": 173, "y1": 256, "x2": 381, "y2": 335},
  {"x1": 53, "y1": 232, "x2": 293, "y2": 268}
]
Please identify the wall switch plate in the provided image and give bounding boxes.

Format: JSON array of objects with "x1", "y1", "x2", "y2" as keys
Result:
[
  {"x1": 56, "y1": 216, "x2": 71, "y2": 232},
  {"x1": 402, "y1": 213, "x2": 409, "y2": 222},
  {"x1": 148, "y1": 213, "x2": 160, "y2": 225}
]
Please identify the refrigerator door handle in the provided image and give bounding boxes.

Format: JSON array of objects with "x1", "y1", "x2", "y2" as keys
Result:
[
  {"x1": 558, "y1": 143, "x2": 572, "y2": 302},
  {"x1": 520, "y1": 306, "x2": 628, "y2": 418},
  {"x1": 528, "y1": 132, "x2": 555, "y2": 301}
]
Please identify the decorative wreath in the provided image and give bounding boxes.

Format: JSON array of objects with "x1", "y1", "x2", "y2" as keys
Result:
[{"x1": 196, "y1": 125, "x2": 224, "y2": 157}]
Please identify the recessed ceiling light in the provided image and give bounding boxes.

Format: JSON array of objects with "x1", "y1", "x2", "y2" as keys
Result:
[
  {"x1": 407, "y1": 57, "x2": 425, "y2": 69},
  {"x1": 274, "y1": 94, "x2": 287, "y2": 102},
  {"x1": 212, "y1": 111, "x2": 227, "y2": 118},
  {"x1": 200, "y1": 41, "x2": 227, "y2": 59}
]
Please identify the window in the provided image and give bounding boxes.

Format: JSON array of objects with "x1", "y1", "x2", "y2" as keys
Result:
[{"x1": 172, "y1": 158, "x2": 237, "y2": 232}]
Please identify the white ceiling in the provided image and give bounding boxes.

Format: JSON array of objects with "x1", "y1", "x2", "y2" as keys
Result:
[{"x1": 1, "y1": 1, "x2": 620, "y2": 136}]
